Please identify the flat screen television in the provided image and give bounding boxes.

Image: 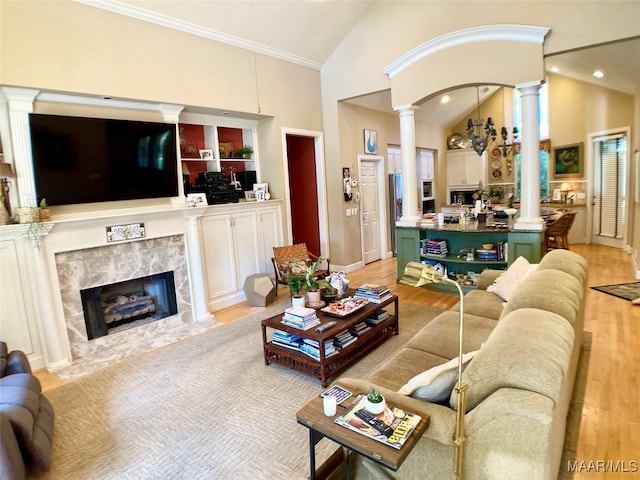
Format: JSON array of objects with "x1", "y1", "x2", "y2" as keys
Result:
[{"x1": 29, "y1": 113, "x2": 179, "y2": 206}]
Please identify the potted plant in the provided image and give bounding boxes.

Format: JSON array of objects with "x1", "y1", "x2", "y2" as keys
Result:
[
  {"x1": 304, "y1": 257, "x2": 323, "y2": 305},
  {"x1": 238, "y1": 145, "x2": 254, "y2": 159},
  {"x1": 489, "y1": 186, "x2": 504, "y2": 204},
  {"x1": 364, "y1": 386, "x2": 386, "y2": 414},
  {"x1": 286, "y1": 274, "x2": 306, "y2": 307},
  {"x1": 39, "y1": 198, "x2": 51, "y2": 221},
  {"x1": 320, "y1": 280, "x2": 337, "y2": 304}
]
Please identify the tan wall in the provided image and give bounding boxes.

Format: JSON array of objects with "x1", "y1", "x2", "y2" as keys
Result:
[
  {"x1": 548, "y1": 74, "x2": 635, "y2": 149},
  {"x1": 633, "y1": 85, "x2": 640, "y2": 273},
  {"x1": 0, "y1": 0, "x2": 323, "y2": 225},
  {"x1": 322, "y1": 1, "x2": 639, "y2": 266}
]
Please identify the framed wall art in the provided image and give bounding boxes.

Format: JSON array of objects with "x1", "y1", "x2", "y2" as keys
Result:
[
  {"x1": 553, "y1": 142, "x2": 583, "y2": 179},
  {"x1": 364, "y1": 129, "x2": 378, "y2": 155}
]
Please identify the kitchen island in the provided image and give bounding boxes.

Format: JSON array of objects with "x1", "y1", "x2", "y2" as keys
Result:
[{"x1": 394, "y1": 223, "x2": 543, "y2": 285}]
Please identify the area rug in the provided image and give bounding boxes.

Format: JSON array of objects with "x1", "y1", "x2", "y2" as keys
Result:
[
  {"x1": 591, "y1": 282, "x2": 640, "y2": 301},
  {"x1": 30, "y1": 302, "x2": 443, "y2": 480}
]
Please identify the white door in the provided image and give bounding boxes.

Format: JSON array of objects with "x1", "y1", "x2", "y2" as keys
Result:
[
  {"x1": 591, "y1": 132, "x2": 627, "y2": 248},
  {"x1": 360, "y1": 161, "x2": 382, "y2": 264}
]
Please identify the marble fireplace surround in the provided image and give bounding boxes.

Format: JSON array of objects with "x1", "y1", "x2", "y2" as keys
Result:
[{"x1": 39, "y1": 207, "x2": 217, "y2": 379}]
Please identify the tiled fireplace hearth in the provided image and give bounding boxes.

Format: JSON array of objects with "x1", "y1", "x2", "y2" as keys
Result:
[{"x1": 58, "y1": 235, "x2": 188, "y2": 348}]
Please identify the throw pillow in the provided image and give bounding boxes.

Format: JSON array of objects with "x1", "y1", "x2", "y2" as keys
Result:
[
  {"x1": 486, "y1": 256, "x2": 538, "y2": 301},
  {"x1": 280, "y1": 259, "x2": 309, "y2": 276},
  {"x1": 397, "y1": 350, "x2": 479, "y2": 401}
]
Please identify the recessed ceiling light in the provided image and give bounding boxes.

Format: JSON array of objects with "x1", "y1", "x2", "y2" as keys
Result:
[
  {"x1": 550, "y1": 66, "x2": 559, "y2": 73},
  {"x1": 440, "y1": 95, "x2": 450, "y2": 104},
  {"x1": 593, "y1": 70, "x2": 604, "y2": 78}
]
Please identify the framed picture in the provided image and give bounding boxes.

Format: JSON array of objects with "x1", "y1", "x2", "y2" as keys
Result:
[
  {"x1": 364, "y1": 129, "x2": 378, "y2": 154},
  {"x1": 343, "y1": 167, "x2": 352, "y2": 201},
  {"x1": 253, "y1": 183, "x2": 268, "y2": 194},
  {"x1": 199, "y1": 149, "x2": 213, "y2": 160},
  {"x1": 255, "y1": 190, "x2": 265, "y2": 202},
  {"x1": 553, "y1": 143, "x2": 583, "y2": 179},
  {"x1": 244, "y1": 190, "x2": 256, "y2": 201},
  {"x1": 186, "y1": 193, "x2": 208, "y2": 207}
]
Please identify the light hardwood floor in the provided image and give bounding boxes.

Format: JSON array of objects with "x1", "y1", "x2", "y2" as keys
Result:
[{"x1": 34, "y1": 244, "x2": 639, "y2": 477}]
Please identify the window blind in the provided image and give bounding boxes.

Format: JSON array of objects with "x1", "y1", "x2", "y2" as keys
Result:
[{"x1": 593, "y1": 134, "x2": 626, "y2": 239}]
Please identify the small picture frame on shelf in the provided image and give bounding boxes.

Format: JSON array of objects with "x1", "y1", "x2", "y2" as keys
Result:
[
  {"x1": 244, "y1": 190, "x2": 257, "y2": 201},
  {"x1": 255, "y1": 190, "x2": 265, "y2": 202},
  {"x1": 186, "y1": 193, "x2": 208, "y2": 207},
  {"x1": 253, "y1": 183, "x2": 268, "y2": 194},
  {"x1": 199, "y1": 149, "x2": 213, "y2": 160}
]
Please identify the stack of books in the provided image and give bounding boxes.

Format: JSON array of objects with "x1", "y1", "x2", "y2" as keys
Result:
[
  {"x1": 367, "y1": 309, "x2": 389, "y2": 325},
  {"x1": 281, "y1": 306, "x2": 320, "y2": 330},
  {"x1": 476, "y1": 248, "x2": 499, "y2": 261},
  {"x1": 425, "y1": 239, "x2": 448, "y2": 257},
  {"x1": 300, "y1": 338, "x2": 337, "y2": 360},
  {"x1": 271, "y1": 331, "x2": 303, "y2": 351},
  {"x1": 354, "y1": 284, "x2": 392, "y2": 303},
  {"x1": 334, "y1": 329, "x2": 357, "y2": 349},
  {"x1": 353, "y1": 321, "x2": 372, "y2": 336}
]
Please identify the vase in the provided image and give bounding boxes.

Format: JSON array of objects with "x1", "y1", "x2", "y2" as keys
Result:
[
  {"x1": 306, "y1": 290, "x2": 321, "y2": 306},
  {"x1": 364, "y1": 396, "x2": 386, "y2": 415},
  {"x1": 291, "y1": 295, "x2": 306, "y2": 308}
]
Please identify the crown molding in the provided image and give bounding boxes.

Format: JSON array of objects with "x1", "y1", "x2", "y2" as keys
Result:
[{"x1": 74, "y1": 0, "x2": 323, "y2": 71}]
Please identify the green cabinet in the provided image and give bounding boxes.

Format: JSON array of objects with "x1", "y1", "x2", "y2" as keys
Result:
[{"x1": 395, "y1": 225, "x2": 543, "y2": 284}]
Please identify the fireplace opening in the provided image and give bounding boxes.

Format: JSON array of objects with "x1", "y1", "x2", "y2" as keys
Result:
[{"x1": 81, "y1": 271, "x2": 178, "y2": 340}]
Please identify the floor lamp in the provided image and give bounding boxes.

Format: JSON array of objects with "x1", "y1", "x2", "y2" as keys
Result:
[{"x1": 414, "y1": 264, "x2": 467, "y2": 479}]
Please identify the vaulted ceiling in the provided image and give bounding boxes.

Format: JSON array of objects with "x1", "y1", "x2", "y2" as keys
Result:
[{"x1": 81, "y1": 1, "x2": 639, "y2": 126}]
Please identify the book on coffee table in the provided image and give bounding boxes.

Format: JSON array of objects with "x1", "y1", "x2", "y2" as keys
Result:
[{"x1": 334, "y1": 394, "x2": 422, "y2": 449}]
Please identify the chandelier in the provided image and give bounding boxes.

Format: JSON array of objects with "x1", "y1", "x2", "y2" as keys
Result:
[{"x1": 466, "y1": 87, "x2": 518, "y2": 157}]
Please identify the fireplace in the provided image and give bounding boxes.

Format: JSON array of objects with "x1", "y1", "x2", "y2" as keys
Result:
[{"x1": 81, "y1": 271, "x2": 178, "y2": 340}]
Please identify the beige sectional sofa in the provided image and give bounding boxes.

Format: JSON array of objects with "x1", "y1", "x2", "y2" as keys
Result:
[{"x1": 339, "y1": 248, "x2": 588, "y2": 480}]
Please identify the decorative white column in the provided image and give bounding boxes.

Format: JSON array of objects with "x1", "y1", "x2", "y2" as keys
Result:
[
  {"x1": 0, "y1": 87, "x2": 39, "y2": 209},
  {"x1": 184, "y1": 209, "x2": 215, "y2": 322},
  {"x1": 514, "y1": 82, "x2": 544, "y2": 231},
  {"x1": 159, "y1": 103, "x2": 188, "y2": 207},
  {"x1": 394, "y1": 105, "x2": 421, "y2": 225},
  {"x1": 28, "y1": 227, "x2": 73, "y2": 370}
]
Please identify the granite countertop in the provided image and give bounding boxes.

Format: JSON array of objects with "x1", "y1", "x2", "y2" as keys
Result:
[{"x1": 396, "y1": 222, "x2": 514, "y2": 233}]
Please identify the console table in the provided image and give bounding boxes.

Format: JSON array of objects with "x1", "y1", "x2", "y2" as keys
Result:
[{"x1": 261, "y1": 294, "x2": 398, "y2": 387}]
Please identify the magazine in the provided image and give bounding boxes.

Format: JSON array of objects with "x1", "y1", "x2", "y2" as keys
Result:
[{"x1": 334, "y1": 394, "x2": 422, "y2": 449}]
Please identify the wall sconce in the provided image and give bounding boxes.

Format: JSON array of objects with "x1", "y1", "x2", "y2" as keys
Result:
[{"x1": 0, "y1": 162, "x2": 16, "y2": 220}]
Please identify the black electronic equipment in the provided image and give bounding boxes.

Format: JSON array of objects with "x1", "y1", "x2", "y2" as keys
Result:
[{"x1": 194, "y1": 172, "x2": 240, "y2": 204}]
